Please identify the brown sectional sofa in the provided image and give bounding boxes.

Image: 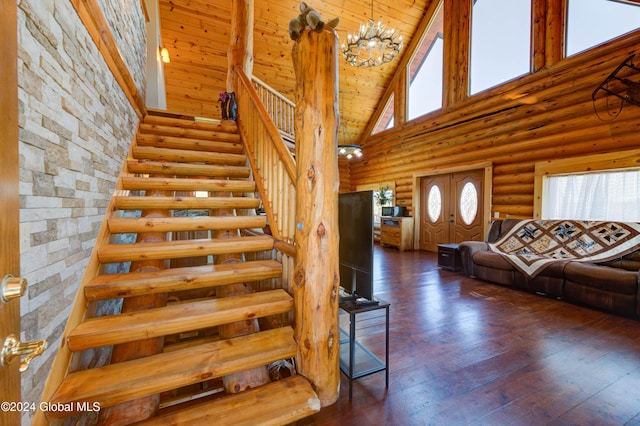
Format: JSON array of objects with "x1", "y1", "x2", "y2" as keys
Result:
[{"x1": 459, "y1": 219, "x2": 640, "y2": 318}]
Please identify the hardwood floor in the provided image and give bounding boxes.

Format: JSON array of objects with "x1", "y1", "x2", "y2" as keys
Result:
[{"x1": 301, "y1": 245, "x2": 640, "y2": 426}]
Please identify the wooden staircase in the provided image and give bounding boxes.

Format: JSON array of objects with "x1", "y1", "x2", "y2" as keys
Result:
[{"x1": 42, "y1": 113, "x2": 319, "y2": 424}]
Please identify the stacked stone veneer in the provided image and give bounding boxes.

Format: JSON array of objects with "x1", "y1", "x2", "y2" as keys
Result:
[{"x1": 17, "y1": 0, "x2": 146, "y2": 424}]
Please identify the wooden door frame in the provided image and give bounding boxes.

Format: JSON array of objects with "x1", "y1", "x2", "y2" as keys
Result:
[
  {"x1": 412, "y1": 162, "x2": 493, "y2": 250},
  {"x1": 1, "y1": 0, "x2": 23, "y2": 419}
]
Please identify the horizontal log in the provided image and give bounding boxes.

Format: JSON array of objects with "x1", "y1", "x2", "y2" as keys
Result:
[
  {"x1": 126, "y1": 159, "x2": 251, "y2": 178},
  {"x1": 136, "y1": 133, "x2": 243, "y2": 153},
  {"x1": 121, "y1": 176, "x2": 255, "y2": 192},
  {"x1": 85, "y1": 260, "x2": 282, "y2": 301},
  {"x1": 114, "y1": 196, "x2": 260, "y2": 210},
  {"x1": 48, "y1": 327, "x2": 297, "y2": 418},
  {"x1": 97, "y1": 235, "x2": 274, "y2": 263},
  {"x1": 492, "y1": 172, "x2": 535, "y2": 186},
  {"x1": 139, "y1": 375, "x2": 319, "y2": 426},
  {"x1": 131, "y1": 146, "x2": 247, "y2": 166},
  {"x1": 492, "y1": 204, "x2": 534, "y2": 217},
  {"x1": 492, "y1": 194, "x2": 534, "y2": 205},
  {"x1": 492, "y1": 184, "x2": 535, "y2": 195},
  {"x1": 107, "y1": 215, "x2": 266, "y2": 234},
  {"x1": 138, "y1": 123, "x2": 240, "y2": 141},
  {"x1": 143, "y1": 114, "x2": 237, "y2": 133},
  {"x1": 67, "y1": 289, "x2": 293, "y2": 351}
]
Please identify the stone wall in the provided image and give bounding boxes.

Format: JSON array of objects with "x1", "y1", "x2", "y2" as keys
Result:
[{"x1": 17, "y1": 0, "x2": 145, "y2": 423}]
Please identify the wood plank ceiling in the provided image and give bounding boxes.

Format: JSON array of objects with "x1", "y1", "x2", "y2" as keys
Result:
[{"x1": 159, "y1": 0, "x2": 432, "y2": 146}]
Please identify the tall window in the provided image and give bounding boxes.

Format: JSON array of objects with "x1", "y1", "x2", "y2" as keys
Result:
[
  {"x1": 409, "y1": 35, "x2": 444, "y2": 120},
  {"x1": 542, "y1": 169, "x2": 640, "y2": 221},
  {"x1": 470, "y1": 0, "x2": 532, "y2": 95},
  {"x1": 408, "y1": 2, "x2": 444, "y2": 120},
  {"x1": 372, "y1": 95, "x2": 394, "y2": 134},
  {"x1": 566, "y1": 0, "x2": 640, "y2": 57}
]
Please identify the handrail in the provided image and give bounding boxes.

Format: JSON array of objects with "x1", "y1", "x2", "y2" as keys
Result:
[
  {"x1": 236, "y1": 69, "x2": 297, "y2": 246},
  {"x1": 251, "y1": 75, "x2": 295, "y2": 142}
]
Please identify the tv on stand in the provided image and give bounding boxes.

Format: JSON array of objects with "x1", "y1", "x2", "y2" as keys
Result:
[{"x1": 338, "y1": 191, "x2": 378, "y2": 307}]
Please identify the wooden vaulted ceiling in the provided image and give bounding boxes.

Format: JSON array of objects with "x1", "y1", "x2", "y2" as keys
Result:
[{"x1": 159, "y1": 0, "x2": 432, "y2": 146}]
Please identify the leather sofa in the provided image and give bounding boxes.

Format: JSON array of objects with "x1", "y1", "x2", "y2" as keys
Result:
[{"x1": 459, "y1": 219, "x2": 640, "y2": 318}]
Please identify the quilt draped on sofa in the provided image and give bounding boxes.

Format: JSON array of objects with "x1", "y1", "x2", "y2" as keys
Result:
[{"x1": 488, "y1": 220, "x2": 640, "y2": 277}]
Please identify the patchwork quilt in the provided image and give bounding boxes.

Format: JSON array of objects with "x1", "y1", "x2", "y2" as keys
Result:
[{"x1": 488, "y1": 220, "x2": 640, "y2": 277}]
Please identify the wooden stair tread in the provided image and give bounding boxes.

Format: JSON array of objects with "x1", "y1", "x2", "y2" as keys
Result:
[
  {"x1": 136, "y1": 375, "x2": 320, "y2": 426},
  {"x1": 136, "y1": 133, "x2": 243, "y2": 154},
  {"x1": 67, "y1": 289, "x2": 293, "y2": 351},
  {"x1": 85, "y1": 260, "x2": 282, "y2": 301},
  {"x1": 47, "y1": 327, "x2": 297, "y2": 418},
  {"x1": 107, "y1": 215, "x2": 267, "y2": 234},
  {"x1": 143, "y1": 115, "x2": 238, "y2": 133},
  {"x1": 132, "y1": 146, "x2": 247, "y2": 166},
  {"x1": 126, "y1": 159, "x2": 251, "y2": 178},
  {"x1": 98, "y1": 235, "x2": 274, "y2": 263},
  {"x1": 138, "y1": 123, "x2": 240, "y2": 142},
  {"x1": 113, "y1": 196, "x2": 260, "y2": 210},
  {"x1": 121, "y1": 176, "x2": 256, "y2": 193}
]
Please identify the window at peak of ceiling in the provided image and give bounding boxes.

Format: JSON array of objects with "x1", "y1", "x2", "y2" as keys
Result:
[
  {"x1": 566, "y1": 0, "x2": 640, "y2": 57},
  {"x1": 470, "y1": 0, "x2": 532, "y2": 95}
]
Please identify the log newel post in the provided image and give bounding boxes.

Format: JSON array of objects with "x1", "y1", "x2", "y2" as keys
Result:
[
  {"x1": 227, "y1": 0, "x2": 254, "y2": 92},
  {"x1": 292, "y1": 27, "x2": 341, "y2": 406}
]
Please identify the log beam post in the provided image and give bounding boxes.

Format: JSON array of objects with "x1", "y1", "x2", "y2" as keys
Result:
[
  {"x1": 292, "y1": 27, "x2": 340, "y2": 407},
  {"x1": 227, "y1": 0, "x2": 254, "y2": 92}
]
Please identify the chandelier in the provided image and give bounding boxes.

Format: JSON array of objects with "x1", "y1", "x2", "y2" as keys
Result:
[
  {"x1": 341, "y1": 1, "x2": 403, "y2": 68},
  {"x1": 338, "y1": 144, "x2": 363, "y2": 160}
]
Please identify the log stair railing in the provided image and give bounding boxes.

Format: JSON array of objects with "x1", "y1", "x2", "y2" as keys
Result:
[{"x1": 37, "y1": 112, "x2": 320, "y2": 425}]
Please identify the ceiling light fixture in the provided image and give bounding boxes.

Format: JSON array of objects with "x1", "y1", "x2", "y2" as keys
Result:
[
  {"x1": 341, "y1": 0, "x2": 403, "y2": 68},
  {"x1": 338, "y1": 94, "x2": 363, "y2": 160},
  {"x1": 338, "y1": 144, "x2": 363, "y2": 160}
]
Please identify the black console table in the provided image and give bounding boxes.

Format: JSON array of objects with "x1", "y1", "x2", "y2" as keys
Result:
[{"x1": 338, "y1": 297, "x2": 390, "y2": 400}]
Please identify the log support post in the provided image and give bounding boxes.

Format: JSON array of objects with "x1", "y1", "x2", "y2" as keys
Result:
[
  {"x1": 227, "y1": 0, "x2": 254, "y2": 92},
  {"x1": 292, "y1": 27, "x2": 340, "y2": 406}
]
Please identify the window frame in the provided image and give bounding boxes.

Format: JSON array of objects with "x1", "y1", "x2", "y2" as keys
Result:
[{"x1": 533, "y1": 149, "x2": 640, "y2": 219}]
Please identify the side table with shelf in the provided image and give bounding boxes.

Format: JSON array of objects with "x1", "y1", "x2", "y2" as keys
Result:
[{"x1": 338, "y1": 297, "x2": 390, "y2": 400}]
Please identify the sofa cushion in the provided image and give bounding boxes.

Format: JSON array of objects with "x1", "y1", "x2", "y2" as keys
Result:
[
  {"x1": 564, "y1": 262, "x2": 639, "y2": 295},
  {"x1": 472, "y1": 251, "x2": 514, "y2": 271}
]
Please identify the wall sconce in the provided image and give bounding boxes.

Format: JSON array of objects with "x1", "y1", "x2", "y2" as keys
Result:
[{"x1": 160, "y1": 47, "x2": 170, "y2": 64}]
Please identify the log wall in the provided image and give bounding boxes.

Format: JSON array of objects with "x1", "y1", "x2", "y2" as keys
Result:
[{"x1": 348, "y1": 31, "x2": 640, "y2": 220}]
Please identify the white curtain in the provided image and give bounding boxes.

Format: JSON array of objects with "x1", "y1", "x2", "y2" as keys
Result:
[{"x1": 542, "y1": 169, "x2": 640, "y2": 221}]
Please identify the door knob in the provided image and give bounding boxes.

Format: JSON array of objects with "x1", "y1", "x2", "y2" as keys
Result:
[
  {"x1": 1, "y1": 275, "x2": 27, "y2": 302},
  {"x1": 0, "y1": 335, "x2": 48, "y2": 372}
]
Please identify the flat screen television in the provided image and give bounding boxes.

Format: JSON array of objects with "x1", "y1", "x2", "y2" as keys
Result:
[
  {"x1": 338, "y1": 190, "x2": 375, "y2": 303},
  {"x1": 381, "y1": 205, "x2": 406, "y2": 217}
]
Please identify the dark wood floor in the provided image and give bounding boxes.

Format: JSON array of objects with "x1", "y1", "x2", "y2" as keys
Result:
[{"x1": 301, "y1": 245, "x2": 640, "y2": 426}]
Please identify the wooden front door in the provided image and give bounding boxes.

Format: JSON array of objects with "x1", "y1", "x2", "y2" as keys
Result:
[
  {"x1": 420, "y1": 169, "x2": 485, "y2": 251},
  {"x1": 0, "y1": 0, "x2": 23, "y2": 421}
]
